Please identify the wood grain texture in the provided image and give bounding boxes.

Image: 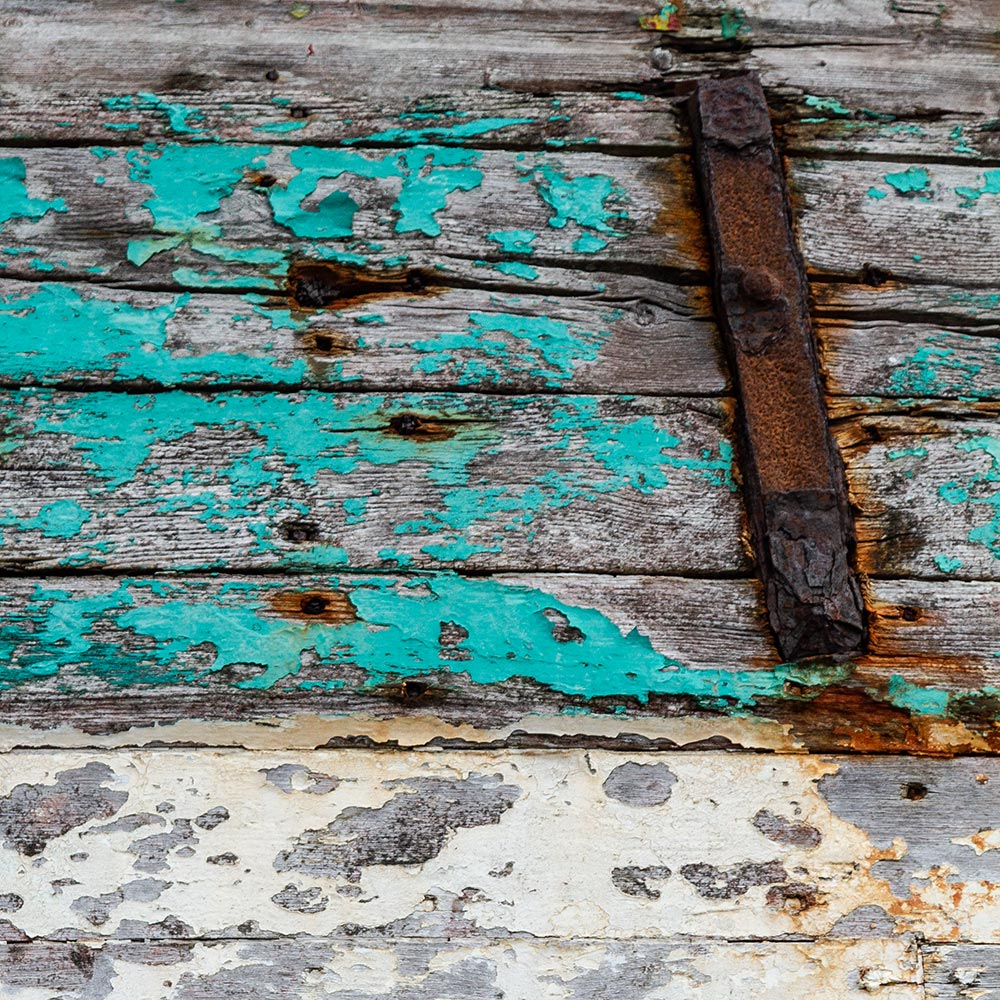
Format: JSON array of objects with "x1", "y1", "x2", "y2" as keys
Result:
[
  {"x1": 0, "y1": 937, "x2": 923, "y2": 999},
  {"x1": 1, "y1": 145, "x2": 996, "y2": 294},
  {"x1": 0, "y1": 389, "x2": 743, "y2": 573},
  {"x1": 0, "y1": 749, "x2": 996, "y2": 945},
  {"x1": 0, "y1": 574, "x2": 998, "y2": 754}
]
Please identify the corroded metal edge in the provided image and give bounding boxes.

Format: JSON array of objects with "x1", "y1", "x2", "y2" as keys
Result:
[{"x1": 689, "y1": 73, "x2": 866, "y2": 661}]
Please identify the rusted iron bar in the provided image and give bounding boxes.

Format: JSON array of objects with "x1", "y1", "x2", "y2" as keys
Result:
[{"x1": 689, "y1": 73, "x2": 866, "y2": 661}]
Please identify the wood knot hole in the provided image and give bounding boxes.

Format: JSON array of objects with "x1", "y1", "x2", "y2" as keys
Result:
[
  {"x1": 902, "y1": 781, "x2": 928, "y2": 801},
  {"x1": 390, "y1": 413, "x2": 423, "y2": 435},
  {"x1": 301, "y1": 595, "x2": 329, "y2": 615}
]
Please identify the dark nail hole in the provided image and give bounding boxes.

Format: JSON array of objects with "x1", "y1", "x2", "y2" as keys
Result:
[
  {"x1": 255, "y1": 174, "x2": 277, "y2": 188},
  {"x1": 290, "y1": 267, "x2": 341, "y2": 308},
  {"x1": 313, "y1": 334, "x2": 334, "y2": 352},
  {"x1": 265, "y1": 68, "x2": 280, "y2": 81},
  {"x1": 281, "y1": 520, "x2": 320, "y2": 543},
  {"x1": 402, "y1": 680, "x2": 429, "y2": 699},
  {"x1": 902, "y1": 781, "x2": 928, "y2": 800},
  {"x1": 390, "y1": 413, "x2": 423, "y2": 435},
  {"x1": 301, "y1": 595, "x2": 330, "y2": 615},
  {"x1": 861, "y1": 263, "x2": 893, "y2": 287},
  {"x1": 291, "y1": 105, "x2": 309, "y2": 119},
  {"x1": 901, "y1": 607, "x2": 919, "y2": 622},
  {"x1": 405, "y1": 270, "x2": 426, "y2": 292}
]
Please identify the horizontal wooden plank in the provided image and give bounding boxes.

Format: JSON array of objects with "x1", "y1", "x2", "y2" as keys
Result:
[
  {"x1": 0, "y1": 389, "x2": 744, "y2": 573},
  {"x1": 813, "y1": 282, "x2": 1000, "y2": 324},
  {"x1": 5, "y1": 391, "x2": 1000, "y2": 579},
  {"x1": 924, "y1": 944, "x2": 1000, "y2": 998},
  {"x1": 0, "y1": 144, "x2": 707, "y2": 286},
  {"x1": 1, "y1": 146, "x2": 996, "y2": 293},
  {"x1": 3, "y1": 277, "x2": 999, "y2": 406},
  {"x1": 0, "y1": 937, "x2": 923, "y2": 999},
  {"x1": 0, "y1": 749, "x2": 995, "y2": 945},
  {"x1": 837, "y1": 412, "x2": 1000, "y2": 581},
  {"x1": 0, "y1": 573, "x2": 998, "y2": 754},
  {"x1": 0, "y1": 277, "x2": 726, "y2": 395}
]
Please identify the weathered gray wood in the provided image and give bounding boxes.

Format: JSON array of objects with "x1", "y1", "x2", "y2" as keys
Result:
[
  {"x1": 924, "y1": 945, "x2": 1000, "y2": 998},
  {"x1": 0, "y1": 937, "x2": 923, "y2": 998},
  {"x1": 0, "y1": 277, "x2": 727, "y2": 395},
  {"x1": 836, "y1": 412, "x2": 1000, "y2": 581},
  {"x1": 0, "y1": 145, "x2": 707, "y2": 286},
  {"x1": 0, "y1": 573, "x2": 998, "y2": 755},
  {"x1": 2, "y1": 147, "x2": 996, "y2": 293},
  {"x1": 812, "y1": 282, "x2": 1000, "y2": 324},
  {"x1": 0, "y1": 749, "x2": 995, "y2": 945},
  {"x1": 0, "y1": 389, "x2": 745, "y2": 573}
]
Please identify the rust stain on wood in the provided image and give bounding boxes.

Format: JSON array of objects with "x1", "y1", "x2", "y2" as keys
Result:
[{"x1": 268, "y1": 589, "x2": 357, "y2": 625}]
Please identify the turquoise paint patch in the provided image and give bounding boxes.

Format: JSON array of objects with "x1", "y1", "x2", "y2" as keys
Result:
[
  {"x1": 253, "y1": 120, "x2": 310, "y2": 133},
  {"x1": 887, "y1": 446, "x2": 928, "y2": 460},
  {"x1": 886, "y1": 332, "x2": 988, "y2": 398},
  {"x1": 804, "y1": 95, "x2": 851, "y2": 117},
  {"x1": 946, "y1": 436, "x2": 1000, "y2": 560},
  {"x1": 884, "y1": 166, "x2": 931, "y2": 195},
  {"x1": 0, "y1": 158, "x2": 67, "y2": 225},
  {"x1": 411, "y1": 310, "x2": 611, "y2": 388},
  {"x1": 0, "y1": 283, "x2": 307, "y2": 385},
  {"x1": 268, "y1": 145, "x2": 482, "y2": 238},
  {"x1": 720, "y1": 8, "x2": 749, "y2": 38},
  {"x1": 614, "y1": 91, "x2": 647, "y2": 101},
  {"x1": 103, "y1": 93, "x2": 210, "y2": 137},
  {"x1": 493, "y1": 261, "x2": 538, "y2": 280},
  {"x1": 867, "y1": 187, "x2": 887, "y2": 200},
  {"x1": 934, "y1": 554, "x2": 962, "y2": 574},
  {"x1": 345, "y1": 117, "x2": 532, "y2": 146},
  {"x1": 573, "y1": 233, "x2": 608, "y2": 254},
  {"x1": 22, "y1": 500, "x2": 93, "y2": 539},
  {"x1": 487, "y1": 229, "x2": 537, "y2": 255},
  {"x1": 955, "y1": 169, "x2": 1000, "y2": 207}
]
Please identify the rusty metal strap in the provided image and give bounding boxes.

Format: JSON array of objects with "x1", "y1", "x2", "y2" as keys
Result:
[{"x1": 689, "y1": 73, "x2": 866, "y2": 661}]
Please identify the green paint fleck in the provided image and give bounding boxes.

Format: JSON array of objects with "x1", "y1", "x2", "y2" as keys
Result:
[
  {"x1": 614, "y1": 91, "x2": 647, "y2": 101},
  {"x1": 867, "y1": 187, "x2": 887, "y2": 200},
  {"x1": 887, "y1": 332, "x2": 987, "y2": 398},
  {"x1": 493, "y1": 261, "x2": 539, "y2": 280},
  {"x1": 955, "y1": 169, "x2": 1000, "y2": 207},
  {"x1": 253, "y1": 120, "x2": 310, "y2": 133},
  {"x1": 804, "y1": 95, "x2": 851, "y2": 117},
  {"x1": 102, "y1": 93, "x2": 210, "y2": 137}
]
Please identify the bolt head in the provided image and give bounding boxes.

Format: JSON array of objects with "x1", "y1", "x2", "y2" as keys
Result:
[{"x1": 740, "y1": 266, "x2": 782, "y2": 303}]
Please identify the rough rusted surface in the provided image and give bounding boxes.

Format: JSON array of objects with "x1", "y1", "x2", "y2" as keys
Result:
[{"x1": 689, "y1": 73, "x2": 866, "y2": 661}]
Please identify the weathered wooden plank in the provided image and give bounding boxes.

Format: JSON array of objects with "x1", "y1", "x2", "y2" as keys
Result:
[
  {"x1": 5, "y1": 391, "x2": 1000, "y2": 579},
  {"x1": 1, "y1": 146, "x2": 996, "y2": 292},
  {"x1": 837, "y1": 412, "x2": 1000, "y2": 581},
  {"x1": 0, "y1": 389, "x2": 743, "y2": 573},
  {"x1": 821, "y1": 321, "x2": 1000, "y2": 400},
  {"x1": 4, "y1": 277, "x2": 999, "y2": 406},
  {"x1": 0, "y1": 749, "x2": 994, "y2": 945},
  {"x1": 0, "y1": 573, "x2": 998, "y2": 754},
  {"x1": 0, "y1": 277, "x2": 726, "y2": 395},
  {"x1": 0, "y1": 145, "x2": 707, "y2": 286},
  {"x1": 924, "y1": 945, "x2": 1000, "y2": 998},
  {"x1": 0, "y1": 937, "x2": 923, "y2": 999},
  {"x1": 813, "y1": 282, "x2": 1000, "y2": 325}
]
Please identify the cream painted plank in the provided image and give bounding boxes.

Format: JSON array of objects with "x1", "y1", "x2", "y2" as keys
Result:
[
  {"x1": 0, "y1": 749, "x2": 995, "y2": 945},
  {"x1": 0, "y1": 937, "x2": 923, "y2": 999}
]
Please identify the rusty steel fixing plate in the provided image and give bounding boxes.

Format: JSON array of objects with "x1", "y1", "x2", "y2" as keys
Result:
[{"x1": 689, "y1": 73, "x2": 866, "y2": 661}]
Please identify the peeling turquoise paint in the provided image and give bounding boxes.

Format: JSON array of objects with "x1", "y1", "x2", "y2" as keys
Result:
[
  {"x1": 0, "y1": 283, "x2": 307, "y2": 385},
  {"x1": 720, "y1": 8, "x2": 749, "y2": 38},
  {"x1": 493, "y1": 261, "x2": 539, "y2": 280},
  {"x1": 124, "y1": 142, "x2": 273, "y2": 266},
  {"x1": 804, "y1": 95, "x2": 851, "y2": 117},
  {"x1": 344, "y1": 117, "x2": 532, "y2": 146},
  {"x1": 268, "y1": 145, "x2": 483, "y2": 238},
  {"x1": 934, "y1": 554, "x2": 962, "y2": 574},
  {"x1": 410, "y1": 310, "x2": 610, "y2": 388},
  {"x1": 103, "y1": 93, "x2": 210, "y2": 137},
  {"x1": 866, "y1": 187, "x2": 887, "y2": 200},
  {"x1": 949, "y1": 126, "x2": 976, "y2": 155},
  {"x1": 15, "y1": 500, "x2": 93, "y2": 539},
  {"x1": 884, "y1": 166, "x2": 931, "y2": 196},
  {"x1": 0, "y1": 158, "x2": 67, "y2": 225},
  {"x1": 886, "y1": 332, "x2": 991, "y2": 398},
  {"x1": 939, "y1": 435, "x2": 1000, "y2": 560},
  {"x1": 955, "y1": 169, "x2": 1000, "y2": 207},
  {"x1": 487, "y1": 229, "x2": 537, "y2": 254},
  {"x1": 253, "y1": 120, "x2": 310, "y2": 133},
  {"x1": 614, "y1": 91, "x2": 647, "y2": 101}
]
